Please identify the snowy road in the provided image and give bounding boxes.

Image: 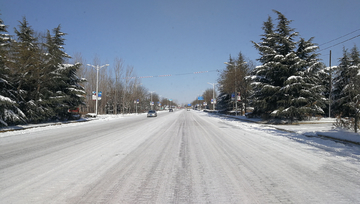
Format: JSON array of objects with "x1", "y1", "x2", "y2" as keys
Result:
[{"x1": 1, "y1": 110, "x2": 360, "y2": 203}]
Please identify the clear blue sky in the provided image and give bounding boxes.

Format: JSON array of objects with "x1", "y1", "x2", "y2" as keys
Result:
[{"x1": 1, "y1": 0, "x2": 360, "y2": 104}]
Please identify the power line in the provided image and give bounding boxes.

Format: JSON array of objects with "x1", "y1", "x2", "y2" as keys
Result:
[
  {"x1": 318, "y1": 34, "x2": 360, "y2": 52},
  {"x1": 123, "y1": 69, "x2": 218, "y2": 80},
  {"x1": 319, "y1": 28, "x2": 360, "y2": 46}
]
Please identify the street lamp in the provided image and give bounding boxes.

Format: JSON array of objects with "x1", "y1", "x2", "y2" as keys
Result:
[
  {"x1": 134, "y1": 83, "x2": 142, "y2": 114},
  {"x1": 149, "y1": 91, "x2": 155, "y2": 110},
  {"x1": 208, "y1": 82, "x2": 218, "y2": 110},
  {"x1": 87, "y1": 63, "x2": 109, "y2": 115},
  {"x1": 224, "y1": 61, "x2": 246, "y2": 116}
]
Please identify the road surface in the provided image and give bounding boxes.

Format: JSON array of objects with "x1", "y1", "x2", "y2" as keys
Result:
[{"x1": 1, "y1": 110, "x2": 360, "y2": 203}]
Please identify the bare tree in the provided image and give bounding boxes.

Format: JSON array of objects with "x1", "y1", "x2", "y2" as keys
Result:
[
  {"x1": 122, "y1": 65, "x2": 136, "y2": 113},
  {"x1": 98, "y1": 62, "x2": 110, "y2": 114},
  {"x1": 136, "y1": 84, "x2": 148, "y2": 113},
  {"x1": 113, "y1": 57, "x2": 124, "y2": 114},
  {"x1": 202, "y1": 88, "x2": 214, "y2": 109}
]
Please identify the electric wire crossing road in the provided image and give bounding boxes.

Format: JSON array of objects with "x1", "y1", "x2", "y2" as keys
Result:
[{"x1": 124, "y1": 70, "x2": 217, "y2": 79}]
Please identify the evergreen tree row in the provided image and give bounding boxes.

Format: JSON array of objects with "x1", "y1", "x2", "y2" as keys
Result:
[
  {"x1": 0, "y1": 16, "x2": 85, "y2": 126},
  {"x1": 332, "y1": 46, "x2": 360, "y2": 131},
  {"x1": 217, "y1": 10, "x2": 360, "y2": 132}
]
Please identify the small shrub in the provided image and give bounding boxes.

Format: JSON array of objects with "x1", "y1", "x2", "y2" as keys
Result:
[{"x1": 333, "y1": 116, "x2": 360, "y2": 132}]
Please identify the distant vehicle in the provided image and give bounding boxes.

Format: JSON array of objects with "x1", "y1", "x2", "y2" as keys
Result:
[
  {"x1": 169, "y1": 109, "x2": 173, "y2": 112},
  {"x1": 147, "y1": 110, "x2": 157, "y2": 117}
]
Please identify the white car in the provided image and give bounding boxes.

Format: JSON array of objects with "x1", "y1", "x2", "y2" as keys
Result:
[{"x1": 147, "y1": 110, "x2": 157, "y2": 117}]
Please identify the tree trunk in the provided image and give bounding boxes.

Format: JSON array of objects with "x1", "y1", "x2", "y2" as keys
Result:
[{"x1": 355, "y1": 113, "x2": 358, "y2": 133}]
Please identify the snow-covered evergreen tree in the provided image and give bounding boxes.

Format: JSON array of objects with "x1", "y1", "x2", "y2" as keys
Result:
[
  {"x1": 333, "y1": 45, "x2": 360, "y2": 132},
  {"x1": 348, "y1": 45, "x2": 360, "y2": 132},
  {"x1": 249, "y1": 10, "x2": 325, "y2": 121},
  {"x1": 0, "y1": 16, "x2": 26, "y2": 126},
  {"x1": 250, "y1": 13, "x2": 284, "y2": 117},
  {"x1": 277, "y1": 37, "x2": 325, "y2": 121},
  {"x1": 317, "y1": 65, "x2": 332, "y2": 117},
  {"x1": 12, "y1": 17, "x2": 48, "y2": 123},
  {"x1": 215, "y1": 93, "x2": 232, "y2": 113},
  {"x1": 43, "y1": 25, "x2": 85, "y2": 120},
  {"x1": 42, "y1": 25, "x2": 71, "y2": 120},
  {"x1": 63, "y1": 63, "x2": 86, "y2": 106},
  {"x1": 333, "y1": 48, "x2": 353, "y2": 116},
  {"x1": 1, "y1": 16, "x2": 86, "y2": 125}
]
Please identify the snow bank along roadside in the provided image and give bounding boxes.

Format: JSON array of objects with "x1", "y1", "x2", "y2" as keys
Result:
[
  {"x1": 207, "y1": 112, "x2": 360, "y2": 145},
  {"x1": 0, "y1": 119, "x2": 89, "y2": 133},
  {"x1": 0, "y1": 112, "x2": 148, "y2": 134},
  {"x1": 0, "y1": 111, "x2": 170, "y2": 134}
]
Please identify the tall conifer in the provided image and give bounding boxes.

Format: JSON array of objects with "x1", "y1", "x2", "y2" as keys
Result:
[
  {"x1": 12, "y1": 17, "x2": 46, "y2": 122},
  {"x1": 250, "y1": 10, "x2": 325, "y2": 121},
  {"x1": 333, "y1": 45, "x2": 360, "y2": 132},
  {"x1": 0, "y1": 16, "x2": 26, "y2": 126},
  {"x1": 44, "y1": 25, "x2": 85, "y2": 120}
]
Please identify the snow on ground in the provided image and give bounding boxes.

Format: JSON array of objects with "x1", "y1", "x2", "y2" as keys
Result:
[
  {"x1": 210, "y1": 114, "x2": 360, "y2": 144},
  {"x1": 1, "y1": 110, "x2": 359, "y2": 145},
  {"x1": 1, "y1": 110, "x2": 360, "y2": 203},
  {"x1": 203, "y1": 112, "x2": 360, "y2": 164},
  {"x1": 0, "y1": 111, "x2": 167, "y2": 137}
]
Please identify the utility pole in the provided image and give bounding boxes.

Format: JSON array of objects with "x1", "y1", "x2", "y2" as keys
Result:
[
  {"x1": 87, "y1": 63, "x2": 109, "y2": 115},
  {"x1": 149, "y1": 91, "x2": 155, "y2": 110},
  {"x1": 208, "y1": 82, "x2": 217, "y2": 110},
  {"x1": 134, "y1": 83, "x2": 141, "y2": 114},
  {"x1": 329, "y1": 50, "x2": 332, "y2": 118}
]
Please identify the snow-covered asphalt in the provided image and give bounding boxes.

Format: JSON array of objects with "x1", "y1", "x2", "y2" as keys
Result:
[{"x1": 1, "y1": 110, "x2": 359, "y2": 203}]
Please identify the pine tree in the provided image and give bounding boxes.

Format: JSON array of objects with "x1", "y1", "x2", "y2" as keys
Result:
[
  {"x1": 42, "y1": 25, "x2": 71, "y2": 120},
  {"x1": 11, "y1": 17, "x2": 48, "y2": 123},
  {"x1": 234, "y1": 52, "x2": 252, "y2": 115},
  {"x1": 217, "y1": 52, "x2": 252, "y2": 115},
  {"x1": 217, "y1": 55, "x2": 237, "y2": 112},
  {"x1": 218, "y1": 55, "x2": 236, "y2": 95},
  {"x1": 349, "y1": 45, "x2": 360, "y2": 132},
  {"x1": 215, "y1": 93, "x2": 232, "y2": 113},
  {"x1": 0, "y1": 16, "x2": 26, "y2": 126},
  {"x1": 250, "y1": 14, "x2": 281, "y2": 117},
  {"x1": 333, "y1": 45, "x2": 360, "y2": 132},
  {"x1": 55, "y1": 63, "x2": 86, "y2": 119},
  {"x1": 44, "y1": 25, "x2": 85, "y2": 120},
  {"x1": 250, "y1": 10, "x2": 325, "y2": 121},
  {"x1": 348, "y1": 45, "x2": 360, "y2": 132},
  {"x1": 250, "y1": 11, "x2": 293, "y2": 117},
  {"x1": 333, "y1": 48, "x2": 352, "y2": 116},
  {"x1": 277, "y1": 37, "x2": 325, "y2": 121}
]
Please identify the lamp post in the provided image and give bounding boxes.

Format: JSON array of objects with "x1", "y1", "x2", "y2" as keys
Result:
[
  {"x1": 149, "y1": 91, "x2": 155, "y2": 110},
  {"x1": 134, "y1": 83, "x2": 142, "y2": 114},
  {"x1": 87, "y1": 63, "x2": 109, "y2": 115},
  {"x1": 208, "y1": 82, "x2": 217, "y2": 110},
  {"x1": 329, "y1": 50, "x2": 332, "y2": 118},
  {"x1": 224, "y1": 61, "x2": 246, "y2": 116}
]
